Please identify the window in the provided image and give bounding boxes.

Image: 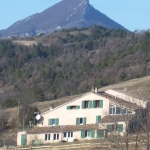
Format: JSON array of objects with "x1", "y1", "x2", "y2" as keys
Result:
[
  {"x1": 121, "y1": 108, "x2": 127, "y2": 114},
  {"x1": 52, "y1": 119, "x2": 56, "y2": 125},
  {"x1": 82, "y1": 100, "x2": 103, "y2": 109},
  {"x1": 76, "y1": 117, "x2": 86, "y2": 125},
  {"x1": 67, "y1": 106, "x2": 80, "y2": 110},
  {"x1": 85, "y1": 130, "x2": 90, "y2": 138},
  {"x1": 107, "y1": 124, "x2": 123, "y2": 132},
  {"x1": 64, "y1": 132, "x2": 67, "y2": 138},
  {"x1": 81, "y1": 130, "x2": 95, "y2": 138},
  {"x1": 109, "y1": 104, "x2": 116, "y2": 114},
  {"x1": 112, "y1": 124, "x2": 118, "y2": 132},
  {"x1": 85, "y1": 101, "x2": 89, "y2": 108},
  {"x1": 82, "y1": 101, "x2": 92, "y2": 109},
  {"x1": 95, "y1": 100, "x2": 100, "y2": 107},
  {"x1": 96, "y1": 115, "x2": 101, "y2": 124},
  {"x1": 93, "y1": 100, "x2": 103, "y2": 108},
  {"x1": 48, "y1": 118, "x2": 59, "y2": 126},
  {"x1": 53, "y1": 134, "x2": 59, "y2": 141},
  {"x1": 109, "y1": 104, "x2": 132, "y2": 115},
  {"x1": 70, "y1": 106, "x2": 76, "y2": 109},
  {"x1": 80, "y1": 118, "x2": 83, "y2": 124},
  {"x1": 45, "y1": 134, "x2": 50, "y2": 141},
  {"x1": 116, "y1": 107, "x2": 121, "y2": 114},
  {"x1": 68, "y1": 132, "x2": 73, "y2": 138},
  {"x1": 107, "y1": 124, "x2": 117, "y2": 132},
  {"x1": 97, "y1": 130, "x2": 104, "y2": 138},
  {"x1": 63, "y1": 132, "x2": 73, "y2": 138}
]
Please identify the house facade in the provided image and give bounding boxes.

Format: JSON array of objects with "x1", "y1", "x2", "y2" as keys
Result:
[{"x1": 17, "y1": 89, "x2": 147, "y2": 146}]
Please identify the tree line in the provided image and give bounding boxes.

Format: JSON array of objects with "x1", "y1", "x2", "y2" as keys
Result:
[{"x1": 0, "y1": 26, "x2": 150, "y2": 107}]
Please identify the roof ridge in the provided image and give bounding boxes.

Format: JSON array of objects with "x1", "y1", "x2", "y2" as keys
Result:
[{"x1": 41, "y1": 92, "x2": 91, "y2": 115}]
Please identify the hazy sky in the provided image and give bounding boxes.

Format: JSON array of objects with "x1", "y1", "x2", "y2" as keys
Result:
[{"x1": 0, "y1": 0, "x2": 149, "y2": 31}]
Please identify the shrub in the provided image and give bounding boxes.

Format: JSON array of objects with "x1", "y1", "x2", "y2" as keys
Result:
[{"x1": 2, "y1": 99, "x2": 18, "y2": 108}]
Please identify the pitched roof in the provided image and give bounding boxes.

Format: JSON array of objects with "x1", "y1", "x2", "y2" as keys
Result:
[
  {"x1": 41, "y1": 92, "x2": 90, "y2": 115},
  {"x1": 116, "y1": 89, "x2": 150, "y2": 102},
  {"x1": 27, "y1": 124, "x2": 98, "y2": 134},
  {"x1": 97, "y1": 92, "x2": 142, "y2": 111},
  {"x1": 99, "y1": 114, "x2": 136, "y2": 123}
]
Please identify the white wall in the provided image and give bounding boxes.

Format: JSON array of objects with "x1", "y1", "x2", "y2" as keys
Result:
[
  {"x1": 40, "y1": 92, "x2": 110, "y2": 126},
  {"x1": 27, "y1": 130, "x2": 98, "y2": 145},
  {"x1": 17, "y1": 131, "x2": 27, "y2": 146}
]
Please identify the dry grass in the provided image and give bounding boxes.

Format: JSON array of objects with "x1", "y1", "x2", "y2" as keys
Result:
[
  {"x1": 13, "y1": 40, "x2": 37, "y2": 46},
  {"x1": 98, "y1": 76, "x2": 150, "y2": 92},
  {"x1": 0, "y1": 107, "x2": 18, "y2": 122}
]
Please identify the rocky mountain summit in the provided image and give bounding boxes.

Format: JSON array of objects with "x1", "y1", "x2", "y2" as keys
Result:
[{"x1": 0, "y1": 0, "x2": 126, "y2": 38}]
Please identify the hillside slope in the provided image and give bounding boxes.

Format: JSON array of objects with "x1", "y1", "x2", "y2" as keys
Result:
[
  {"x1": 0, "y1": 26, "x2": 150, "y2": 105},
  {"x1": 2, "y1": 75, "x2": 150, "y2": 123}
]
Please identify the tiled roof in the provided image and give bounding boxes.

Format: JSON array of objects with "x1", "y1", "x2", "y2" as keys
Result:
[
  {"x1": 116, "y1": 89, "x2": 149, "y2": 102},
  {"x1": 27, "y1": 124, "x2": 98, "y2": 134},
  {"x1": 98, "y1": 92, "x2": 142, "y2": 111},
  {"x1": 41, "y1": 92, "x2": 90, "y2": 115},
  {"x1": 99, "y1": 114, "x2": 136, "y2": 123}
]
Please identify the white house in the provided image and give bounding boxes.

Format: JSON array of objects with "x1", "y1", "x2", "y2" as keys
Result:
[{"x1": 17, "y1": 89, "x2": 147, "y2": 146}]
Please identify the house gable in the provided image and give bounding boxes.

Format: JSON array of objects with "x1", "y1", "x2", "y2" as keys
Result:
[{"x1": 40, "y1": 92, "x2": 110, "y2": 126}]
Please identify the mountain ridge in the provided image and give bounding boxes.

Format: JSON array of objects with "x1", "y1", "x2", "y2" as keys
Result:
[{"x1": 0, "y1": 0, "x2": 127, "y2": 38}]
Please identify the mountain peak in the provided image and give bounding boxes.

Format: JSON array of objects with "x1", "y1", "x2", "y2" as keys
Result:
[
  {"x1": 63, "y1": 0, "x2": 89, "y2": 3},
  {"x1": 0, "y1": 0, "x2": 126, "y2": 38}
]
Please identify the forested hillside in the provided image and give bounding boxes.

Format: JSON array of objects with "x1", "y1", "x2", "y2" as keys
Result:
[{"x1": 0, "y1": 26, "x2": 150, "y2": 107}]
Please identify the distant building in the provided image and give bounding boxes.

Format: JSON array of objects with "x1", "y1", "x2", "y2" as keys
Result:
[{"x1": 17, "y1": 88, "x2": 148, "y2": 146}]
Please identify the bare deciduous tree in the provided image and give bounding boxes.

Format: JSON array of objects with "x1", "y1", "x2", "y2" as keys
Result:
[{"x1": 18, "y1": 89, "x2": 38, "y2": 130}]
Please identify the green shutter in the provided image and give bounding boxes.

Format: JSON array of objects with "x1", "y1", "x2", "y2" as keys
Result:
[
  {"x1": 93, "y1": 100, "x2": 96, "y2": 108},
  {"x1": 88, "y1": 101, "x2": 93, "y2": 108},
  {"x1": 83, "y1": 117, "x2": 86, "y2": 125},
  {"x1": 100, "y1": 100, "x2": 103, "y2": 108},
  {"x1": 107, "y1": 125, "x2": 111, "y2": 132},
  {"x1": 91, "y1": 130, "x2": 95, "y2": 138},
  {"x1": 97, "y1": 130, "x2": 104, "y2": 138},
  {"x1": 76, "y1": 118, "x2": 79, "y2": 125},
  {"x1": 81, "y1": 130, "x2": 85, "y2": 138},
  {"x1": 96, "y1": 116, "x2": 101, "y2": 124},
  {"x1": 56, "y1": 118, "x2": 59, "y2": 125},
  {"x1": 118, "y1": 124, "x2": 123, "y2": 132},
  {"x1": 67, "y1": 106, "x2": 70, "y2": 110},
  {"x1": 89, "y1": 100, "x2": 93, "y2": 108},
  {"x1": 48, "y1": 119, "x2": 51, "y2": 126},
  {"x1": 76, "y1": 106, "x2": 80, "y2": 109},
  {"x1": 82, "y1": 101, "x2": 84, "y2": 109}
]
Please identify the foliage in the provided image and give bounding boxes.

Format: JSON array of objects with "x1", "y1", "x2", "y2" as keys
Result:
[
  {"x1": 0, "y1": 26, "x2": 149, "y2": 102},
  {"x1": 0, "y1": 109, "x2": 8, "y2": 131},
  {"x1": 2, "y1": 99, "x2": 18, "y2": 108},
  {"x1": 19, "y1": 106, "x2": 38, "y2": 127}
]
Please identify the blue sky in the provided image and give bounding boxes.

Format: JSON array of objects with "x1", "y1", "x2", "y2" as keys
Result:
[{"x1": 0, "y1": 0, "x2": 149, "y2": 31}]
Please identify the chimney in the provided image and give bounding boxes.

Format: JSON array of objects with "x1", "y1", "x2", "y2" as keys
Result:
[
  {"x1": 49, "y1": 105, "x2": 53, "y2": 111},
  {"x1": 124, "y1": 88, "x2": 127, "y2": 92},
  {"x1": 95, "y1": 87, "x2": 98, "y2": 93},
  {"x1": 92, "y1": 86, "x2": 95, "y2": 92}
]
